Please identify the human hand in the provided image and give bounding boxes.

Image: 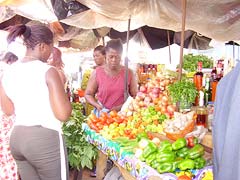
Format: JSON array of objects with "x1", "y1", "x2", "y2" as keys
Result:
[
  {"x1": 110, "y1": 105, "x2": 122, "y2": 112},
  {"x1": 96, "y1": 104, "x2": 103, "y2": 111}
]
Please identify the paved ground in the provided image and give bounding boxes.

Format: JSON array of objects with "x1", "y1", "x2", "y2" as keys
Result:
[{"x1": 70, "y1": 168, "x2": 100, "y2": 180}]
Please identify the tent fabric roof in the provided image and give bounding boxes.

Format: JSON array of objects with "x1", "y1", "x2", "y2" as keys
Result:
[{"x1": 0, "y1": 0, "x2": 239, "y2": 46}]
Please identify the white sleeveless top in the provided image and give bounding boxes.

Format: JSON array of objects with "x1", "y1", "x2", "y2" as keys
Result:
[{"x1": 2, "y1": 60, "x2": 62, "y2": 132}]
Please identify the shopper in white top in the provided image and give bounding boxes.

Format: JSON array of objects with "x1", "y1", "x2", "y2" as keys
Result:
[{"x1": 0, "y1": 24, "x2": 72, "y2": 180}]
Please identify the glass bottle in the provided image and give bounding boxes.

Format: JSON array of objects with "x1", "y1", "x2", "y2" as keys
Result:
[
  {"x1": 204, "y1": 77, "x2": 212, "y2": 106},
  {"x1": 194, "y1": 62, "x2": 204, "y2": 106},
  {"x1": 194, "y1": 62, "x2": 203, "y2": 90}
]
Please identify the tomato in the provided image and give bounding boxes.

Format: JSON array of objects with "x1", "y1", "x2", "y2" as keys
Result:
[
  {"x1": 89, "y1": 114, "x2": 99, "y2": 123},
  {"x1": 106, "y1": 117, "x2": 114, "y2": 125},
  {"x1": 109, "y1": 110, "x2": 118, "y2": 118},
  {"x1": 124, "y1": 129, "x2": 131, "y2": 135},
  {"x1": 98, "y1": 116, "x2": 106, "y2": 123},
  {"x1": 89, "y1": 122, "x2": 99, "y2": 132},
  {"x1": 100, "y1": 112, "x2": 109, "y2": 119},
  {"x1": 147, "y1": 132, "x2": 154, "y2": 140},
  {"x1": 167, "y1": 105, "x2": 176, "y2": 114},
  {"x1": 89, "y1": 113, "x2": 97, "y2": 120},
  {"x1": 96, "y1": 122, "x2": 103, "y2": 130},
  {"x1": 153, "y1": 120, "x2": 159, "y2": 125},
  {"x1": 129, "y1": 134, "x2": 136, "y2": 139},
  {"x1": 113, "y1": 117, "x2": 123, "y2": 124},
  {"x1": 135, "y1": 122, "x2": 141, "y2": 128},
  {"x1": 177, "y1": 175, "x2": 192, "y2": 180}
]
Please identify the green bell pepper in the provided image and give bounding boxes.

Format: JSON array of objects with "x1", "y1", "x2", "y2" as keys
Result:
[
  {"x1": 172, "y1": 138, "x2": 187, "y2": 150},
  {"x1": 176, "y1": 147, "x2": 189, "y2": 158},
  {"x1": 150, "y1": 159, "x2": 161, "y2": 169},
  {"x1": 142, "y1": 142, "x2": 157, "y2": 159},
  {"x1": 156, "y1": 151, "x2": 175, "y2": 163},
  {"x1": 157, "y1": 162, "x2": 174, "y2": 174},
  {"x1": 158, "y1": 140, "x2": 172, "y2": 152},
  {"x1": 178, "y1": 159, "x2": 195, "y2": 171},
  {"x1": 194, "y1": 156, "x2": 206, "y2": 169},
  {"x1": 188, "y1": 144, "x2": 205, "y2": 159},
  {"x1": 136, "y1": 132, "x2": 148, "y2": 142},
  {"x1": 146, "y1": 153, "x2": 157, "y2": 165},
  {"x1": 173, "y1": 157, "x2": 183, "y2": 170},
  {"x1": 139, "y1": 154, "x2": 146, "y2": 162}
]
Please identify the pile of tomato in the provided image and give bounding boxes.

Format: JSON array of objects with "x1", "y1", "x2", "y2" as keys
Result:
[{"x1": 87, "y1": 110, "x2": 127, "y2": 133}]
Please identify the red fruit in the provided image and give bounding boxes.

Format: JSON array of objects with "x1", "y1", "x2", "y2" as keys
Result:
[{"x1": 139, "y1": 85, "x2": 147, "y2": 93}]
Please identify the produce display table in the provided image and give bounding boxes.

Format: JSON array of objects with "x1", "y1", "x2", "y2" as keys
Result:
[{"x1": 82, "y1": 123, "x2": 213, "y2": 180}]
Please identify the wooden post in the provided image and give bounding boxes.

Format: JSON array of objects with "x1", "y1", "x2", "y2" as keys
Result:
[
  {"x1": 178, "y1": 0, "x2": 187, "y2": 81},
  {"x1": 167, "y1": 30, "x2": 172, "y2": 64},
  {"x1": 124, "y1": 17, "x2": 131, "y2": 101}
]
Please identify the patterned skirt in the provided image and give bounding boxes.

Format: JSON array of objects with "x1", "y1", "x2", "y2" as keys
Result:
[{"x1": 0, "y1": 112, "x2": 18, "y2": 180}]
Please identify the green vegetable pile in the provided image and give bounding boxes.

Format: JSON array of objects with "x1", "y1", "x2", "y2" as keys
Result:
[
  {"x1": 62, "y1": 102, "x2": 98, "y2": 170},
  {"x1": 181, "y1": 54, "x2": 213, "y2": 72},
  {"x1": 141, "y1": 106, "x2": 167, "y2": 124},
  {"x1": 167, "y1": 79, "x2": 198, "y2": 108},
  {"x1": 139, "y1": 137, "x2": 206, "y2": 174}
]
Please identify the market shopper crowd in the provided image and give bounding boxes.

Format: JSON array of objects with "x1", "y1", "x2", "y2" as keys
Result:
[{"x1": 0, "y1": 21, "x2": 138, "y2": 179}]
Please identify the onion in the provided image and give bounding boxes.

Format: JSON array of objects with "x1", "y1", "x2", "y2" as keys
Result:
[
  {"x1": 138, "y1": 100, "x2": 145, "y2": 107},
  {"x1": 139, "y1": 85, "x2": 147, "y2": 93},
  {"x1": 128, "y1": 104, "x2": 134, "y2": 111},
  {"x1": 152, "y1": 93, "x2": 159, "y2": 99},
  {"x1": 160, "y1": 81, "x2": 166, "y2": 87},
  {"x1": 152, "y1": 137, "x2": 161, "y2": 146},
  {"x1": 161, "y1": 100, "x2": 168, "y2": 106},
  {"x1": 162, "y1": 95, "x2": 169, "y2": 103},
  {"x1": 160, "y1": 86, "x2": 165, "y2": 91},
  {"x1": 167, "y1": 105, "x2": 175, "y2": 114},
  {"x1": 152, "y1": 87, "x2": 160, "y2": 94},
  {"x1": 149, "y1": 102, "x2": 155, "y2": 107},
  {"x1": 144, "y1": 96, "x2": 152, "y2": 103},
  {"x1": 164, "y1": 79, "x2": 170, "y2": 86}
]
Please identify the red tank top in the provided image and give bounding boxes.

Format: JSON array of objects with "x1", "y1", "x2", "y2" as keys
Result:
[{"x1": 96, "y1": 66, "x2": 131, "y2": 109}]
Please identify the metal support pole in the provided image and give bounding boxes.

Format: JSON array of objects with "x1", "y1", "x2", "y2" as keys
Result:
[{"x1": 178, "y1": 0, "x2": 187, "y2": 81}]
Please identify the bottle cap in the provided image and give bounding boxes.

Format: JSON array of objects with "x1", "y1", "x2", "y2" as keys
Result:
[{"x1": 198, "y1": 61, "x2": 203, "y2": 67}]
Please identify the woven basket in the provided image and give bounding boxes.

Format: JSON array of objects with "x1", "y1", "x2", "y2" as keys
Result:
[{"x1": 165, "y1": 120, "x2": 195, "y2": 141}]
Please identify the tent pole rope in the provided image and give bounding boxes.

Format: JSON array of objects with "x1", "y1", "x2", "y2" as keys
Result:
[
  {"x1": 167, "y1": 30, "x2": 172, "y2": 64},
  {"x1": 178, "y1": 0, "x2": 187, "y2": 81},
  {"x1": 124, "y1": 17, "x2": 131, "y2": 101}
]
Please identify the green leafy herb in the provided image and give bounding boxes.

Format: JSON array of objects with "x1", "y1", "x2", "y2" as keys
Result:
[
  {"x1": 180, "y1": 54, "x2": 213, "y2": 72},
  {"x1": 167, "y1": 79, "x2": 198, "y2": 105},
  {"x1": 62, "y1": 102, "x2": 98, "y2": 170}
]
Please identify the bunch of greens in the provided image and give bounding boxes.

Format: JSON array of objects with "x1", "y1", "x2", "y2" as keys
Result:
[
  {"x1": 167, "y1": 79, "x2": 198, "y2": 105},
  {"x1": 62, "y1": 102, "x2": 98, "y2": 170},
  {"x1": 181, "y1": 54, "x2": 213, "y2": 72}
]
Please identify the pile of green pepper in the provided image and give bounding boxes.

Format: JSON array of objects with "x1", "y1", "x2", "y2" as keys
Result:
[{"x1": 139, "y1": 137, "x2": 206, "y2": 174}]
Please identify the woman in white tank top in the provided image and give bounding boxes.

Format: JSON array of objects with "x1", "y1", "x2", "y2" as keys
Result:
[{"x1": 0, "y1": 24, "x2": 72, "y2": 180}]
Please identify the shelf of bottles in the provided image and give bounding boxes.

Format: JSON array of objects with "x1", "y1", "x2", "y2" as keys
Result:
[
  {"x1": 193, "y1": 60, "x2": 224, "y2": 130},
  {"x1": 137, "y1": 63, "x2": 165, "y2": 85}
]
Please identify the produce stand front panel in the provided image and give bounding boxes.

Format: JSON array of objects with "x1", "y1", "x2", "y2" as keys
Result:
[{"x1": 83, "y1": 123, "x2": 213, "y2": 180}]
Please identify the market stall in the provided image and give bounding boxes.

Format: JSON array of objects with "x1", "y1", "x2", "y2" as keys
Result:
[
  {"x1": 0, "y1": 1, "x2": 239, "y2": 180},
  {"x1": 83, "y1": 123, "x2": 213, "y2": 180},
  {"x1": 81, "y1": 61, "x2": 216, "y2": 179}
]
